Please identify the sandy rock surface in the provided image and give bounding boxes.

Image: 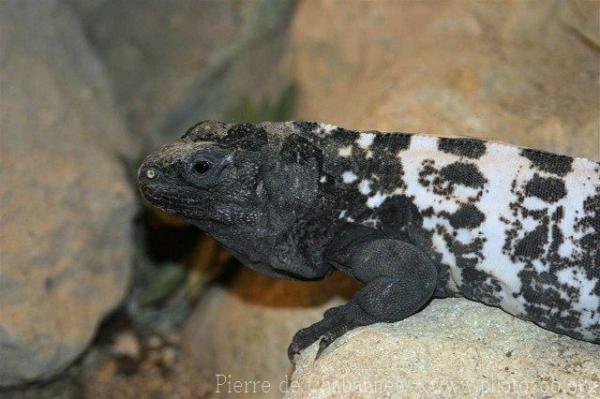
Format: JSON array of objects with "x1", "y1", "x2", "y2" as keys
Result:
[
  {"x1": 286, "y1": 299, "x2": 600, "y2": 399},
  {"x1": 0, "y1": 0, "x2": 136, "y2": 387},
  {"x1": 291, "y1": 0, "x2": 599, "y2": 160}
]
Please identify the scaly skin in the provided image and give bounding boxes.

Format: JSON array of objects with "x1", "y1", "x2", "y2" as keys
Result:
[{"x1": 137, "y1": 120, "x2": 600, "y2": 361}]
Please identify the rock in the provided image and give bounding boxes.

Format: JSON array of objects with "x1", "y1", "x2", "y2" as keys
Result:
[
  {"x1": 290, "y1": 0, "x2": 600, "y2": 160},
  {"x1": 559, "y1": 0, "x2": 600, "y2": 49},
  {"x1": 160, "y1": 348, "x2": 178, "y2": 369},
  {"x1": 111, "y1": 332, "x2": 140, "y2": 360},
  {"x1": 79, "y1": 346, "x2": 213, "y2": 399},
  {"x1": 285, "y1": 299, "x2": 600, "y2": 398},
  {"x1": 181, "y1": 268, "x2": 360, "y2": 399},
  {"x1": 0, "y1": 0, "x2": 135, "y2": 387},
  {"x1": 68, "y1": 0, "x2": 296, "y2": 146},
  {"x1": 146, "y1": 336, "x2": 162, "y2": 350}
]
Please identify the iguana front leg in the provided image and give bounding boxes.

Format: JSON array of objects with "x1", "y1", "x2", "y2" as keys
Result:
[{"x1": 288, "y1": 235, "x2": 438, "y2": 361}]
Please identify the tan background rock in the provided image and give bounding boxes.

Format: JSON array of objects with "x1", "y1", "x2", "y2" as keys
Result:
[
  {"x1": 182, "y1": 268, "x2": 360, "y2": 398},
  {"x1": 291, "y1": 0, "x2": 599, "y2": 160},
  {"x1": 68, "y1": 0, "x2": 296, "y2": 147},
  {"x1": 0, "y1": 0, "x2": 136, "y2": 386}
]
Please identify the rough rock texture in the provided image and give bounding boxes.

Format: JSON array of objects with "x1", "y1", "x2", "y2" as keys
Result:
[
  {"x1": 78, "y1": 336, "x2": 215, "y2": 399},
  {"x1": 69, "y1": 0, "x2": 296, "y2": 147},
  {"x1": 286, "y1": 299, "x2": 600, "y2": 398},
  {"x1": 291, "y1": 0, "x2": 600, "y2": 160},
  {"x1": 182, "y1": 269, "x2": 360, "y2": 398},
  {"x1": 0, "y1": 0, "x2": 136, "y2": 387}
]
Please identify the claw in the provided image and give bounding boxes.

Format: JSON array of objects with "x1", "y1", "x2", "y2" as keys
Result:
[
  {"x1": 315, "y1": 337, "x2": 329, "y2": 359},
  {"x1": 287, "y1": 341, "x2": 302, "y2": 363},
  {"x1": 288, "y1": 326, "x2": 319, "y2": 362},
  {"x1": 315, "y1": 323, "x2": 352, "y2": 359},
  {"x1": 288, "y1": 304, "x2": 364, "y2": 364}
]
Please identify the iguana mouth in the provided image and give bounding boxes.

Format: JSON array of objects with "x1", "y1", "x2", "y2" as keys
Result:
[{"x1": 139, "y1": 183, "x2": 199, "y2": 217}]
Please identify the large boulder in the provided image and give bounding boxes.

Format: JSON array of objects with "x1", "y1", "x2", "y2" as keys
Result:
[
  {"x1": 69, "y1": 0, "x2": 296, "y2": 146},
  {"x1": 291, "y1": 0, "x2": 599, "y2": 160},
  {"x1": 0, "y1": 0, "x2": 136, "y2": 386},
  {"x1": 286, "y1": 299, "x2": 600, "y2": 398}
]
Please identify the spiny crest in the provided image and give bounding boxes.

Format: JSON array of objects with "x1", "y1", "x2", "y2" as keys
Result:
[
  {"x1": 181, "y1": 120, "x2": 268, "y2": 151},
  {"x1": 181, "y1": 120, "x2": 228, "y2": 142}
]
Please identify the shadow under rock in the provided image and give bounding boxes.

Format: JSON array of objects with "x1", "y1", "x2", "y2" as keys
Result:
[{"x1": 221, "y1": 264, "x2": 362, "y2": 309}]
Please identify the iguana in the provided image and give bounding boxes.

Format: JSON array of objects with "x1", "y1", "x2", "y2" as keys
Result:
[{"x1": 137, "y1": 120, "x2": 600, "y2": 360}]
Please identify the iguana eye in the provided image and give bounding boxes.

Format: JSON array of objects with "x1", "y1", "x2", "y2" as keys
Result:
[{"x1": 193, "y1": 160, "x2": 213, "y2": 175}]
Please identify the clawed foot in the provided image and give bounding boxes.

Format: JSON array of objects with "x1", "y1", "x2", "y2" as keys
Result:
[{"x1": 287, "y1": 304, "x2": 371, "y2": 363}]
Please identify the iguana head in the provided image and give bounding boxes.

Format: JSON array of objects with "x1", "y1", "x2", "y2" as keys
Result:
[
  {"x1": 138, "y1": 121, "x2": 264, "y2": 225},
  {"x1": 138, "y1": 120, "x2": 334, "y2": 280}
]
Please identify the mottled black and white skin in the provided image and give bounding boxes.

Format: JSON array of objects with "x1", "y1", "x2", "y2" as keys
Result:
[{"x1": 138, "y1": 121, "x2": 600, "y2": 360}]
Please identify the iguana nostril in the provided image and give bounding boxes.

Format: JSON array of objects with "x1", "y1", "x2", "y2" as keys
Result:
[{"x1": 146, "y1": 168, "x2": 157, "y2": 179}]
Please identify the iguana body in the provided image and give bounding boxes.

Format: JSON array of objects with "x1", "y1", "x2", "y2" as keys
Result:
[{"x1": 138, "y1": 121, "x2": 599, "y2": 358}]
